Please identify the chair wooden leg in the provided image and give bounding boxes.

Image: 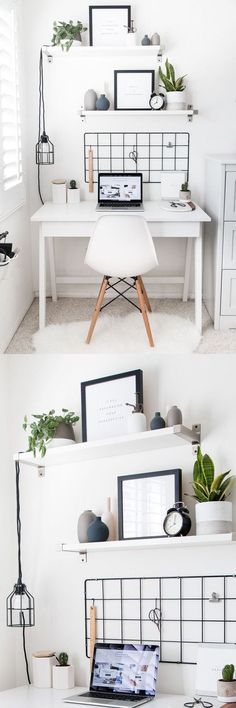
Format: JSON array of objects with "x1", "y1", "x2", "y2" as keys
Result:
[
  {"x1": 86, "y1": 277, "x2": 107, "y2": 344},
  {"x1": 136, "y1": 277, "x2": 155, "y2": 347},
  {"x1": 139, "y1": 276, "x2": 152, "y2": 312}
]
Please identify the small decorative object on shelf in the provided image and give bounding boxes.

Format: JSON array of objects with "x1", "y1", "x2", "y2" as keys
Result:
[
  {"x1": 67, "y1": 179, "x2": 80, "y2": 204},
  {"x1": 166, "y1": 405, "x2": 183, "y2": 426},
  {"x1": 217, "y1": 664, "x2": 236, "y2": 703},
  {"x1": 150, "y1": 411, "x2": 165, "y2": 430},
  {"x1": 125, "y1": 19, "x2": 137, "y2": 46},
  {"x1": 52, "y1": 652, "x2": 75, "y2": 690},
  {"x1": 32, "y1": 651, "x2": 56, "y2": 688},
  {"x1": 159, "y1": 58, "x2": 187, "y2": 110},
  {"x1": 141, "y1": 34, "x2": 151, "y2": 45},
  {"x1": 96, "y1": 93, "x2": 110, "y2": 110},
  {"x1": 102, "y1": 497, "x2": 116, "y2": 540},
  {"x1": 87, "y1": 516, "x2": 109, "y2": 542},
  {"x1": 52, "y1": 20, "x2": 87, "y2": 51},
  {"x1": 151, "y1": 32, "x2": 160, "y2": 45},
  {"x1": 126, "y1": 394, "x2": 146, "y2": 433},
  {"x1": 77, "y1": 510, "x2": 96, "y2": 542},
  {"x1": 52, "y1": 179, "x2": 67, "y2": 204},
  {"x1": 186, "y1": 446, "x2": 234, "y2": 535},
  {"x1": 179, "y1": 181, "x2": 191, "y2": 202},
  {"x1": 23, "y1": 409, "x2": 79, "y2": 458},
  {"x1": 149, "y1": 91, "x2": 166, "y2": 111},
  {"x1": 84, "y1": 88, "x2": 97, "y2": 110},
  {"x1": 163, "y1": 501, "x2": 191, "y2": 537}
]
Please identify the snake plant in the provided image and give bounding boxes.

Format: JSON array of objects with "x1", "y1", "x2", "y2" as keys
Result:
[
  {"x1": 187, "y1": 446, "x2": 234, "y2": 502},
  {"x1": 159, "y1": 59, "x2": 186, "y2": 92}
]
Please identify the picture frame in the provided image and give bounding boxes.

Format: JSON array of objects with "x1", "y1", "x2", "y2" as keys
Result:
[
  {"x1": 89, "y1": 5, "x2": 131, "y2": 47},
  {"x1": 81, "y1": 369, "x2": 143, "y2": 442},
  {"x1": 118, "y1": 469, "x2": 182, "y2": 540},
  {"x1": 114, "y1": 70, "x2": 155, "y2": 111},
  {"x1": 196, "y1": 644, "x2": 236, "y2": 696}
]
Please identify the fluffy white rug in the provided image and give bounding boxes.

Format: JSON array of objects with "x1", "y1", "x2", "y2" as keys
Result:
[{"x1": 33, "y1": 312, "x2": 201, "y2": 353}]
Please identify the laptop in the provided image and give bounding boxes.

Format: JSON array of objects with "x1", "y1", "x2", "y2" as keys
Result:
[
  {"x1": 64, "y1": 642, "x2": 159, "y2": 707},
  {"x1": 96, "y1": 173, "x2": 144, "y2": 211}
]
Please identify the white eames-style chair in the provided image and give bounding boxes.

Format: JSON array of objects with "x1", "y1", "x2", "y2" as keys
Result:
[{"x1": 84, "y1": 215, "x2": 158, "y2": 347}]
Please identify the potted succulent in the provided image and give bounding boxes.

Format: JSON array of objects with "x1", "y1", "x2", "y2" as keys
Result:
[
  {"x1": 217, "y1": 664, "x2": 236, "y2": 702},
  {"x1": 187, "y1": 446, "x2": 234, "y2": 535},
  {"x1": 179, "y1": 181, "x2": 191, "y2": 201},
  {"x1": 159, "y1": 58, "x2": 187, "y2": 110},
  {"x1": 23, "y1": 409, "x2": 80, "y2": 457},
  {"x1": 52, "y1": 20, "x2": 87, "y2": 51},
  {"x1": 52, "y1": 652, "x2": 75, "y2": 690}
]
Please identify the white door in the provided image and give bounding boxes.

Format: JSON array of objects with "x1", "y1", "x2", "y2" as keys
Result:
[
  {"x1": 224, "y1": 172, "x2": 236, "y2": 220},
  {"x1": 223, "y1": 223, "x2": 236, "y2": 268},
  {"x1": 221, "y1": 270, "x2": 236, "y2": 315}
]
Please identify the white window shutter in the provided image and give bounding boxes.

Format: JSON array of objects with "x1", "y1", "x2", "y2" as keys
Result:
[{"x1": 0, "y1": 0, "x2": 25, "y2": 218}]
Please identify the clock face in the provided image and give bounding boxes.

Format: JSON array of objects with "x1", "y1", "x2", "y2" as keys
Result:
[
  {"x1": 150, "y1": 93, "x2": 164, "y2": 110},
  {"x1": 164, "y1": 510, "x2": 183, "y2": 536}
]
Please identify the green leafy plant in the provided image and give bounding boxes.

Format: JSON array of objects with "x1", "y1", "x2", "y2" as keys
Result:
[
  {"x1": 56, "y1": 652, "x2": 69, "y2": 666},
  {"x1": 52, "y1": 20, "x2": 87, "y2": 51},
  {"x1": 187, "y1": 446, "x2": 234, "y2": 502},
  {"x1": 23, "y1": 409, "x2": 79, "y2": 458},
  {"x1": 222, "y1": 665, "x2": 235, "y2": 681},
  {"x1": 181, "y1": 181, "x2": 189, "y2": 191},
  {"x1": 159, "y1": 59, "x2": 187, "y2": 92}
]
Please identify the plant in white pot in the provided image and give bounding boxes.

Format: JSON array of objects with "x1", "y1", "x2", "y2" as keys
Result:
[
  {"x1": 217, "y1": 664, "x2": 236, "y2": 702},
  {"x1": 159, "y1": 58, "x2": 187, "y2": 110},
  {"x1": 187, "y1": 446, "x2": 234, "y2": 535},
  {"x1": 52, "y1": 20, "x2": 87, "y2": 51},
  {"x1": 23, "y1": 409, "x2": 79, "y2": 457},
  {"x1": 52, "y1": 652, "x2": 75, "y2": 690}
]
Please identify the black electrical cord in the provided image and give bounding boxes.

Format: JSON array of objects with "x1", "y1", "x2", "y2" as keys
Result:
[
  {"x1": 15, "y1": 460, "x2": 31, "y2": 685},
  {"x1": 22, "y1": 613, "x2": 31, "y2": 684},
  {"x1": 37, "y1": 48, "x2": 45, "y2": 205}
]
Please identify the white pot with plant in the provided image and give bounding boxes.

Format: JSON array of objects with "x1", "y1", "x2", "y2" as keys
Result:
[
  {"x1": 23, "y1": 409, "x2": 80, "y2": 458},
  {"x1": 52, "y1": 20, "x2": 87, "y2": 51},
  {"x1": 187, "y1": 446, "x2": 234, "y2": 535},
  {"x1": 217, "y1": 664, "x2": 236, "y2": 702},
  {"x1": 159, "y1": 58, "x2": 187, "y2": 110},
  {"x1": 52, "y1": 653, "x2": 75, "y2": 690},
  {"x1": 179, "y1": 182, "x2": 191, "y2": 201}
]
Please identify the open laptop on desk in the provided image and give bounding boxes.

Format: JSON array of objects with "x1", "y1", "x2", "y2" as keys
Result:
[
  {"x1": 64, "y1": 643, "x2": 159, "y2": 707},
  {"x1": 96, "y1": 173, "x2": 144, "y2": 211}
]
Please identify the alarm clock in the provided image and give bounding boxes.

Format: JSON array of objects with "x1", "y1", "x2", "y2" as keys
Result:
[
  {"x1": 163, "y1": 502, "x2": 191, "y2": 537},
  {"x1": 149, "y1": 92, "x2": 165, "y2": 110}
]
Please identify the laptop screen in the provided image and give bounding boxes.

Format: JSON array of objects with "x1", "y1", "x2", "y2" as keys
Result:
[
  {"x1": 90, "y1": 643, "x2": 159, "y2": 696},
  {"x1": 98, "y1": 173, "x2": 143, "y2": 204}
]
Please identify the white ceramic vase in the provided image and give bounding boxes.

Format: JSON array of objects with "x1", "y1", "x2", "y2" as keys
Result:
[
  {"x1": 102, "y1": 497, "x2": 116, "y2": 540},
  {"x1": 127, "y1": 412, "x2": 147, "y2": 434},
  {"x1": 195, "y1": 501, "x2": 232, "y2": 535},
  {"x1": 167, "y1": 90, "x2": 186, "y2": 110},
  {"x1": 52, "y1": 664, "x2": 75, "y2": 690}
]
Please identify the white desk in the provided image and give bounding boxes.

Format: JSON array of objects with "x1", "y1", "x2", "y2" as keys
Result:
[
  {"x1": 0, "y1": 687, "x2": 218, "y2": 708},
  {"x1": 31, "y1": 201, "x2": 211, "y2": 332}
]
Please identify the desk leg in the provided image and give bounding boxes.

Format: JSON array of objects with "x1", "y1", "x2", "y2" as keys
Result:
[
  {"x1": 195, "y1": 228, "x2": 203, "y2": 334},
  {"x1": 48, "y1": 237, "x2": 57, "y2": 303},
  {"x1": 183, "y1": 237, "x2": 192, "y2": 302},
  {"x1": 39, "y1": 226, "x2": 46, "y2": 330}
]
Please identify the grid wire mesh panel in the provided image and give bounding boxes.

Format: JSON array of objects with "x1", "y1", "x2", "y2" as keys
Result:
[
  {"x1": 84, "y1": 574, "x2": 236, "y2": 665},
  {"x1": 84, "y1": 132, "x2": 190, "y2": 184}
]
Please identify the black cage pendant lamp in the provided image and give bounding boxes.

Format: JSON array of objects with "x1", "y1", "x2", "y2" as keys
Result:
[
  {"x1": 7, "y1": 460, "x2": 35, "y2": 630},
  {"x1": 36, "y1": 48, "x2": 54, "y2": 167}
]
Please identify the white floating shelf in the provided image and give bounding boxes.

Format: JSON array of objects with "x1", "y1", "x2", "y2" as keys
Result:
[
  {"x1": 14, "y1": 424, "x2": 200, "y2": 475},
  {"x1": 43, "y1": 45, "x2": 162, "y2": 60},
  {"x1": 57, "y1": 533, "x2": 236, "y2": 562},
  {"x1": 79, "y1": 108, "x2": 198, "y2": 122}
]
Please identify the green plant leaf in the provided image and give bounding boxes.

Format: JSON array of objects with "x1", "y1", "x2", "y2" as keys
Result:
[
  {"x1": 219, "y1": 477, "x2": 234, "y2": 500},
  {"x1": 168, "y1": 62, "x2": 176, "y2": 86},
  {"x1": 202, "y1": 453, "x2": 214, "y2": 491},
  {"x1": 210, "y1": 470, "x2": 231, "y2": 492}
]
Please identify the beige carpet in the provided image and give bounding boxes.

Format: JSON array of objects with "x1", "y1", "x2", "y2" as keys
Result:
[{"x1": 6, "y1": 297, "x2": 236, "y2": 354}]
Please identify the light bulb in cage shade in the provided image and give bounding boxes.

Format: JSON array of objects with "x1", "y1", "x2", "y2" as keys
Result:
[
  {"x1": 36, "y1": 130, "x2": 54, "y2": 165},
  {"x1": 7, "y1": 582, "x2": 35, "y2": 628}
]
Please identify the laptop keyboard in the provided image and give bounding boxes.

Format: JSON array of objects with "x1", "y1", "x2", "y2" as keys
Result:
[{"x1": 82, "y1": 693, "x2": 141, "y2": 701}]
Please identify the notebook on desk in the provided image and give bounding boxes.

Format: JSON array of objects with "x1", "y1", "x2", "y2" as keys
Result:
[
  {"x1": 64, "y1": 643, "x2": 159, "y2": 707},
  {"x1": 96, "y1": 173, "x2": 144, "y2": 211}
]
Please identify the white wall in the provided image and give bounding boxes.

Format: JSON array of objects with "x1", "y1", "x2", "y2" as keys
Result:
[
  {"x1": 4, "y1": 353, "x2": 236, "y2": 692},
  {"x1": 22, "y1": 0, "x2": 236, "y2": 299}
]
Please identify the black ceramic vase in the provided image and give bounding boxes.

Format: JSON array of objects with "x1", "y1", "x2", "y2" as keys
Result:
[
  {"x1": 87, "y1": 516, "x2": 109, "y2": 542},
  {"x1": 150, "y1": 412, "x2": 166, "y2": 430}
]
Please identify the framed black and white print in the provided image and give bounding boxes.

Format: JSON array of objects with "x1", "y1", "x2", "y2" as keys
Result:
[
  {"x1": 114, "y1": 70, "x2": 155, "y2": 110},
  {"x1": 89, "y1": 5, "x2": 131, "y2": 47},
  {"x1": 118, "y1": 469, "x2": 182, "y2": 540},
  {"x1": 81, "y1": 369, "x2": 143, "y2": 442}
]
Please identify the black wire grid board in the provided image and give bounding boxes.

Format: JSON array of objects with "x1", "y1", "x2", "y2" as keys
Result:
[
  {"x1": 84, "y1": 575, "x2": 236, "y2": 665},
  {"x1": 84, "y1": 132, "x2": 190, "y2": 184}
]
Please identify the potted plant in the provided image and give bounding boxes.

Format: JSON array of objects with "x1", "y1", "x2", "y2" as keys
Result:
[
  {"x1": 159, "y1": 58, "x2": 187, "y2": 110},
  {"x1": 52, "y1": 652, "x2": 75, "y2": 690},
  {"x1": 179, "y1": 181, "x2": 191, "y2": 201},
  {"x1": 52, "y1": 20, "x2": 87, "y2": 51},
  {"x1": 187, "y1": 446, "x2": 234, "y2": 535},
  {"x1": 217, "y1": 664, "x2": 236, "y2": 702},
  {"x1": 23, "y1": 409, "x2": 80, "y2": 457}
]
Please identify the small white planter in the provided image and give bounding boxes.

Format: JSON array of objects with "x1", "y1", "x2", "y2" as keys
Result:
[
  {"x1": 52, "y1": 665, "x2": 75, "y2": 690},
  {"x1": 167, "y1": 90, "x2": 186, "y2": 110},
  {"x1": 67, "y1": 187, "x2": 81, "y2": 204},
  {"x1": 217, "y1": 679, "x2": 236, "y2": 702},
  {"x1": 179, "y1": 190, "x2": 191, "y2": 202},
  {"x1": 195, "y1": 501, "x2": 232, "y2": 535}
]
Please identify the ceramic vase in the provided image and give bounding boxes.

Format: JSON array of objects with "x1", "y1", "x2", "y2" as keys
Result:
[
  {"x1": 84, "y1": 89, "x2": 97, "y2": 111},
  {"x1": 166, "y1": 405, "x2": 183, "y2": 427},
  {"x1": 96, "y1": 94, "x2": 110, "y2": 111},
  {"x1": 87, "y1": 516, "x2": 109, "y2": 542},
  {"x1": 150, "y1": 412, "x2": 165, "y2": 430},
  {"x1": 127, "y1": 412, "x2": 147, "y2": 434},
  {"x1": 195, "y1": 501, "x2": 232, "y2": 535},
  {"x1": 102, "y1": 497, "x2": 116, "y2": 541},
  {"x1": 32, "y1": 652, "x2": 57, "y2": 688},
  {"x1": 141, "y1": 34, "x2": 151, "y2": 45},
  {"x1": 52, "y1": 664, "x2": 75, "y2": 690},
  {"x1": 151, "y1": 32, "x2": 160, "y2": 45},
  {"x1": 77, "y1": 510, "x2": 96, "y2": 542}
]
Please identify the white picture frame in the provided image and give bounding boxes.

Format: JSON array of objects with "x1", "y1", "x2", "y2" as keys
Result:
[
  {"x1": 196, "y1": 644, "x2": 236, "y2": 696},
  {"x1": 81, "y1": 370, "x2": 143, "y2": 442}
]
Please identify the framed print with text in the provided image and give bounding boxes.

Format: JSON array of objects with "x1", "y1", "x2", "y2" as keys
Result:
[
  {"x1": 81, "y1": 369, "x2": 143, "y2": 442},
  {"x1": 118, "y1": 469, "x2": 182, "y2": 540},
  {"x1": 114, "y1": 70, "x2": 155, "y2": 110},
  {"x1": 89, "y1": 5, "x2": 131, "y2": 47}
]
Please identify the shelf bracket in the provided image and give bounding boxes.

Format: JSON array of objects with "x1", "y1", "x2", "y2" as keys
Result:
[
  {"x1": 42, "y1": 45, "x2": 53, "y2": 63},
  {"x1": 38, "y1": 465, "x2": 45, "y2": 477},
  {"x1": 79, "y1": 108, "x2": 86, "y2": 122},
  {"x1": 187, "y1": 105, "x2": 198, "y2": 122},
  {"x1": 79, "y1": 551, "x2": 87, "y2": 564},
  {"x1": 191, "y1": 424, "x2": 201, "y2": 454}
]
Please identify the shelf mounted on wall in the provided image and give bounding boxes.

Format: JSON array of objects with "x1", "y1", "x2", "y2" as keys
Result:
[{"x1": 79, "y1": 106, "x2": 198, "y2": 123}]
